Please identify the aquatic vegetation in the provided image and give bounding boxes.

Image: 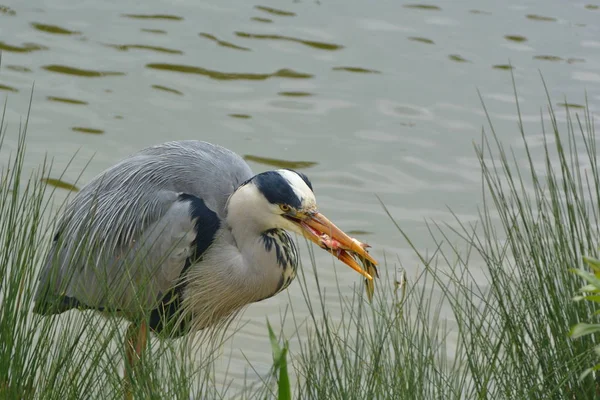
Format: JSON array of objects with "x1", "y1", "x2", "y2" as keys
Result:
[
  {"x1": 1, "y1": 76, "x2": 599, "y2": 398},
  {"x1": 570, "y1": 256, "x2": 600, "y2": 379}
]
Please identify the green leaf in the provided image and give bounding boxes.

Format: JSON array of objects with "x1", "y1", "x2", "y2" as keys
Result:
[
  {"x1": 571, "y1": 268, "x2": 600, "y2": 289},
  {"x1": 583, "y1": 256, "x2": 600, "y2": 272},
  {"x1": 569, "y1": 323, "x2": 600, "y2": 339},
  {"x1": 277, "y1": 346, "x2": 291, "y2": 400},
  {"x1": 579, "y1": 367, "x2": 594, "y2": 381},
  {"x1": 579, "y1": 284, "x2": 600, "y2": 293},
  {"x1": 267, "y1": 319, "x2": 282, "y2": 365},
  {"x1": 578, "y1": 363, "x2": 600, "y2": 381},
  {"x1": 266, "y1": 319, "x2": 291, "y2": 400},
  {"x1": 579, "y1": 295, "x2": 600, "y2": 303}
]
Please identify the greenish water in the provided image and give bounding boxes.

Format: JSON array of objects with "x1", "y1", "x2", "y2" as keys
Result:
[{"x1": 1, "y1": 0, "x2": 599, "y2": 389}]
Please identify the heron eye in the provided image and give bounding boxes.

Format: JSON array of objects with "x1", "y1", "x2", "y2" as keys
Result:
[{"x1": 279, "y1": 204, "x2": 291, "y2": 213}]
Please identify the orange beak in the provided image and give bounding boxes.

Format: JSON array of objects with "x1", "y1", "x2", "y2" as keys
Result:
[{"x1": 286, "y1": 211, "x2": 378, "y2": 280}]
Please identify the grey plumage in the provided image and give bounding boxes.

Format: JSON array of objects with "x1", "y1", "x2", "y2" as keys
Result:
[
  {"x1": 32, "y1": 137, "x2": 378, "y2": 397},
  {"x1": 35, "y1": 141, "x2": 274, "y2": 332},
  {"x1": 35, "y1": 139, "x2": 353, "y2": 338}
]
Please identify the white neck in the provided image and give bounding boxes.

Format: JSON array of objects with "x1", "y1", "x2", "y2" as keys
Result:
[{"x1": 181, "y1": 184, "x2": 291, "y2": 331}]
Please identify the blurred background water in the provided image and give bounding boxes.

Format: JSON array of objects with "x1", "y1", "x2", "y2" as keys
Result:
[{"x1": 1, "y1": 0, "x2": 599, "y2": 392}]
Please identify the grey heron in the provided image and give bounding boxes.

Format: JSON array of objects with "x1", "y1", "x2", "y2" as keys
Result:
[{"x1": 33, "y1": 140, "x2": 377, "y2": 393}]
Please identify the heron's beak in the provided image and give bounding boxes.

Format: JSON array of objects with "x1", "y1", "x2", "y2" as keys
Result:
[{"x1": 286, "y1": 211, "x2": 378, "y2": 280}]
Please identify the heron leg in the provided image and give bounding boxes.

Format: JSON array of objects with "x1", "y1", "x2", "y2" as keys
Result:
[{"x1": 123, "y1": 321, "x2": 148, "y2": 400}]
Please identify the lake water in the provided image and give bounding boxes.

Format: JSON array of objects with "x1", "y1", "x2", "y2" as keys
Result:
[{"x1": 1, "y1": 0, "x2": 599, "y2": 393}]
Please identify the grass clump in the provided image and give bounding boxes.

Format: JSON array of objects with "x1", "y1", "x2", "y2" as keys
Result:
[
  {"x1": 282, "y1": 75, "x2": 600, "y2": 399},
  {"x1": 0, "y1": 91, "x2": 229, "y2": 399},
  {"x1": 2, "y1": 70, "x2": 600, "y2": 399},
  {"x1": 570, "y1": 255, "x2": 600, "y2": 380}
]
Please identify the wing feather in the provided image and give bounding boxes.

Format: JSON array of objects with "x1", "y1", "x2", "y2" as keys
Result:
[{"x1": 34, "y1": 141, "x2": 252, "y2": 314}]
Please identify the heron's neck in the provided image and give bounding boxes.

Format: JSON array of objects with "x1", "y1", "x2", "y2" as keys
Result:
[
  {"x1": 225, "y1": 192, "x2": 296, "y2": 300},
  {"x1": 225, "y1": 182, "x2": 274, "y2": 244},
  {"x1": 180, "y1": 189, "x2": 296, "y2": 331}
]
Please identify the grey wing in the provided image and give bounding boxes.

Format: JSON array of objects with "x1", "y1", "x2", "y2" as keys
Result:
[
  {"x1": 35, "y1": 191, "x2": 209, "y2": 313},
  {"x1": 34, "y1": 140, "x2": 250, "y2": 314}
]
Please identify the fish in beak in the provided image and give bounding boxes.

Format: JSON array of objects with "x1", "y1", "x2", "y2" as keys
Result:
[{"x1": 285, "y1": 211, "x2": 379, "y2": 281}]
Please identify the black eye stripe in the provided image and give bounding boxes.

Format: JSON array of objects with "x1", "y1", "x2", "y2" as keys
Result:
[{"x1": 253, "y1": 171, "x2": 302, "y2": 208}]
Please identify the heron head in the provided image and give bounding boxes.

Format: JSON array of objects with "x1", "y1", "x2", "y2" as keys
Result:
[{"x1": 228, "y1": 169, "x2": 377, "y2": 279}]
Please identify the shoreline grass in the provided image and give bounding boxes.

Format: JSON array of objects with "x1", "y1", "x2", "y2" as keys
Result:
[{"x1": 2, "y1": 75, "x2": 600, "y2": 399}]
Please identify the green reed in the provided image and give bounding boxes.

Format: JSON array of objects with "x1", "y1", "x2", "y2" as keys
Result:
[
  {"x1": 1, "y1": 73, "x2": 599, "y2": 399},
  {"x1": 284, "y1": 74, "x2": 600, "y2": 399}
]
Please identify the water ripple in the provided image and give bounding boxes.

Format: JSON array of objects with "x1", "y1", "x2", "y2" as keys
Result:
[
  {"x1": 106, "y1": 44, "x2": 183, "y2": 54},
  {"x1": 151, "y1": 85, "x2": 183, "y2": 95},
  {"x1": 220, "y1": 97, "x2": 352, "y2": 115},
  {"x1": 493, "y1": 64, "x2": 514, "y2": 70},
  {"x1": 254, "y1": 5, "x2": 296, "y2": 17},
  {"x1": 557, "y1": 102, "x2": 585, "y2": 109},
  {"x1": 357, "y1": 18, "x2": 414, "y2": 32},
  {"x1": 470, "y1": 9, "x2": 492, "y2": 15},
  {"x1": 403, "y1": 4, "x2": 441, "y2": 11},
  {"x1": 41, "y1": 178, "x2": 79, "y2": 192},
  {"x1": 354, "y1": 130, "x2": 399, "y2": 142},
  {"x1": 31, "y1": 22, "x2": 80, "y2": 35},
  {"x1": 199, "y1": 33, "x2": 250, "y2": 51},
  {"x1": 122, "y1": 13, "x2": 183, "y2": 21},
  {"x1": 355, "y1": 130, "x2": 435, "y2": 147},
  {"x1": 141, "y1": 28, "x2": 167, "y2": 34},
  {"x1": 0, "y1": 41, "x2": 47, "y2": 53},
  {"x1": 43, "y1": 65, "x2": 126, "y2": 77},
  {"x1": 526, "y1": 14, "x2": 556, "y2": 22},
  {"x1": 72, "y1": 127, "x2": 104, "y2": 134},
  {"x1": 572, "y1": 71, "x2": 600, "y2": 82},
  {"x1": 377, "y1": 100, "x2": 434, "y2": 120},
  {"x1": 448, "y1": 54, "x2": 469, "y2": 62},
  {"x1": 0, "y1": 84, "x2": 18, "y2": 92},
  {"x1": 47, "y1": 96, "x2": 88, "y2": 105},
  {"x1": 5, "y1": 65, "x2": 31, "y2": 73},
  {"x1": 408, "y1": 37, "x2": 435, "y2": 45},
  {"x1": 235, "y1": 32, "x2": 343, "y2": 51},
  {"x1": 243, "y1": 154, "x2": 317, "y2": 169},
  {"x1": 251, "y1": 17, "x2": 272, "y2": 23},
  {"x1": 581, "y1": 40, "x2": 600, "y2": 48},
  {"x1": 534, "y1": 55, "x2": 563, "y2": 62},
  {"x1": 504, "y1": 35, "x2": 527, "y2": 42},
  {"x1": 0, "y1": 5, "x2": 15, "y2": 15},
  {"x1": 332, "y1": 66, "x2": 380, "y2": 74},
  {"x1": 146, "y1": 63, "x2": 313, "y2": 80},
  {"x1": 229, "y1": 113, "x2": 251, "y2": 119},
  {"x1": 278, "y1": 91, "x2": 313, "y2": 97}
]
